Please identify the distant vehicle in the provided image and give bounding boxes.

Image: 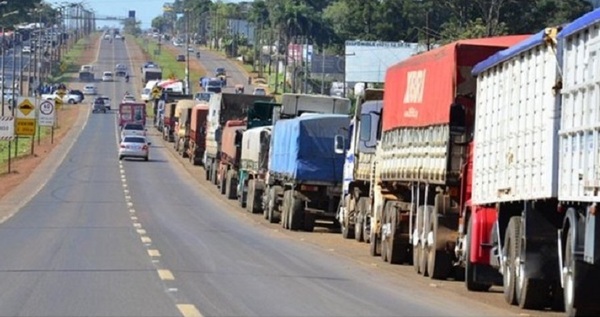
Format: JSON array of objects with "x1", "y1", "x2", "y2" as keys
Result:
[
  {"x1": 187, "y1": 47, "x2": 194, "y2": 52},
  {"x1": 253, "y1": 87, "x2": 267, "y2": 96},
  {"x1": 120, "y1": 122, "x2": 146, "y2": 139},
  {"x1": 140, "y1": 88, "x2": 151, "y2": 102},
  {"x1": 118, "y1": 136, "x2": 150, "y2": 161},
  {"x1": 215, "y1": 67, "x2": 226, "y2": 77},
  {"x1": 70, "y1": 90, "x2": 84, "y2": 102},
  {"x1": 194, "y1": 92, "x2": 212, "y2": 102},
  {"x1": 115, "y1": 70, "x2": 127, "y2": 77},
  {"x1": 114, "y1": 34, "x2": 122, "y2": 39},
  {"x1": 83, "y1": 84, "x2": 97, "y2": 95},
  {"x1": 205, "y1": 78, "x2": 223, "y2": 93},
  {"x1": 173, "y1": 41, "x2": 183, "y2": 47},
  {"x1": 80, "y1": 65, "x2": 93, "y2": 72},
  {"x1": 115, "y1": 64, "x2": 127, "y2": 70},
  {"x1": 103, "y1": 34, "x2": 111, "y2": 40},
  {"x1": 122, "y1": 95, "x2": 136, "y2": 103},
  {"x1": 21, "y1": 46, "x2": 31, "y2": 54},
  {"x1": 96, "y1": 96, "x2": 111, "y2": 110},
  {"x1": 330, "y1": 81, "x2": 346, "y2": 97},
  {"x1": 92, "y1": 98, "x2": 107, "y2": 113},
  {"x1": 176, "y1": 54, "x2": 185, "y2": 62},
  {"x1": 101, "y1": 71, "x2": 113, "y2": 82}
]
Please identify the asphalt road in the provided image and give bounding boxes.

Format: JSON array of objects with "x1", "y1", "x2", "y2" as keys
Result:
[
  {"x1": 170, "y1": 43, "x2": 256, "y2": 94},
  {"x1": 0, "y1": 38, "x2": 530, "y2": 316}
]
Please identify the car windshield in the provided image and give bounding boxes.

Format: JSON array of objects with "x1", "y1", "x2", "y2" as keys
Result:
[
  {"x1": 124, "y1": 124, "x2": 144, "y2": 130},
  {"x1": 123, "y1": 137, "x2": 146, "y2": 144}
]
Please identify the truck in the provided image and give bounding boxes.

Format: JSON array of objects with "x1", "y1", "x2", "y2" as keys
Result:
[
  {"x1": 239, "y1": 94, "x2": 352, "y2": 216},
  {"x1": 337, "y1": 89, "x2": 383, "y2": 241},
  {"x1": 204, "y1": 93, "x2": 275, "y2": 187},
  {"x1": 367, "y1": 34, "x2": 528, "y2": 282},
  {"x1": 217, "y1": 119, "x2": 246, "y2": 199},
  {"x1": 186, "y1": 102, "x2": 210, "y2": 165},
  {"x1": 157, "y1": 92, "x2": 193, "y2": 142},
  {"x1": 265, "y1": 114, "x2": 350, "y2": 232},
  {"x1": 142, "y1": 67, "x2": 162, "y2": 84},
  {"x1": 465, "y1": 15, "x2": 600, "y2": 315},
  {"x1": 118, "y1": 102, "x2": 146, "y2": 128},
  {"x1": 172, "y1": 99, "x2": 197, "y2": 155},
  {"x1": 237, "y1": 101, "x2": 278, "y2": 211}
]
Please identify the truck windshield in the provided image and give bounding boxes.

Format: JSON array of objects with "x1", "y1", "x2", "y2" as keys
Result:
[{"x1": 359, "y1": 114, "x2": 371, "y2": 142}]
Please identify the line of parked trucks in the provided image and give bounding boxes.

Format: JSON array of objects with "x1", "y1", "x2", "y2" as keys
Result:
[{"x1": 150, "y1": 8, "x2": 600, "y2": 317}]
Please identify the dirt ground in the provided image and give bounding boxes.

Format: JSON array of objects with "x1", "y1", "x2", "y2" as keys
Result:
[{"x1": 0, "y1": 34, "x2": 101, "y2": 200}]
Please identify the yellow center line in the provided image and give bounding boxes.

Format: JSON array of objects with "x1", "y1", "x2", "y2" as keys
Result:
[
  {"x1": 147, "y1": 249, "x2": 161, "y2": 257},
  {"x1": 177, "y1": 304, "x2": 203, "y2": 317},
  {"x1": 157, "y1": 269, "x2": 174, "y2": 280}
]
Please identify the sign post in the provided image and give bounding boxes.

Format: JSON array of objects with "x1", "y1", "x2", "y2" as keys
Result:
[
  {"x1": 0, "y1": 116, "x2": 15, "y2": 173},
  {"x1": 16, "y1": 97, "x2": 37, "y2": 157},
  {"x1": 38, "y1": 99, "x2": 55, "y2": 144}
]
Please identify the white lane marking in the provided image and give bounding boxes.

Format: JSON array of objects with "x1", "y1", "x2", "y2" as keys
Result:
[
  {"x1": 141, "y1": 236, "x2": 151, "y2": 243},
  {"x1": 148, "y1": 249, "x2": 161, "y2": 257},
  {"x1": 167, "y1": 288, "x2": 178, "y2": 292},
  {"x1": 123, "y1": 189, "x2": 129, "y2": 194},
  {"x1": 177, "y1": 304, "x2": 203, "y2": 317},
  {"x1": 157, "y1": 269, "x2": 174, "y2": 280},
  {"x1": 151, "y1": 259, "x2": 159, "y2": 264},
  {"x1": 127, "y1": 202, "x2": 133, "y2": 207},
  {"x1": 131, "y1": 216, "x2": 138, "y2": 221},
  {"x1": 129, "y1": 208, "x2": 135, "y2": 213},
  {"x1": 136, "y1": 229, "x2": 146, "y2": 235},
  {"x1": 133, "y1": 222, "x2": 141, "y2": 228},
  {"x1": 125, "y1": 195, "x2": 131, "y2": 201}
]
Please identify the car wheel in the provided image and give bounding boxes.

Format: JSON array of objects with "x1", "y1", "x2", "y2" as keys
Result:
[
  {"x1": 68, "y1": 99, "x2": 75, "y2": 104},
  {"x1": 144, "y1": 156, "x2": 149, "y2": 162},
  {"x1": 118, "y1": 156, "x2": 123, "y2": 160}
]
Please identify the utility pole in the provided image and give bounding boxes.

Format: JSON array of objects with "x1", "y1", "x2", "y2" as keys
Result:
[
  {"x1": 185, "y1": 9, "x2": 190, "y2": 95},
  {"x1": 1, "y1": 27, "x2": 5, "y2": 115}
]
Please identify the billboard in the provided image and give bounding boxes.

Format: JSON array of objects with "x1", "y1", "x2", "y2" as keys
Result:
[
  {"x1": 311, "y1": 55, "x2": 344, "y2": 75},
  {"x1": 287, "y1": 44, "x2": 313, "y2": 64},
  {"x1": 344, "y1": 40, "x2": 420, "y2": 83}
]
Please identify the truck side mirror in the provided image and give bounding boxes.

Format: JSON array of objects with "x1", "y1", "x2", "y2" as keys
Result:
[{"x1": 334, "y1": 135, "x2": 345, "y2": 154}]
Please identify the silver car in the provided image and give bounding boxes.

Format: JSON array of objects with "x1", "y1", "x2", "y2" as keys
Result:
[
  {"x1": 118, "y1": 136, "x2": 150, "y2": 161},
  {"x1": 120, "y1": 122, "x2": 146, "y2": 140}
]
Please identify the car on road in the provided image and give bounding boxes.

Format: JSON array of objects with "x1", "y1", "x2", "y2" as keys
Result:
[
  {"x1": 92, "y1": 98, "x2": 107, "y2": 113},
  {"x1": 83, "y1": 84, "x2": 97, "y2": 95},
  {"x1": 120, "y1": 122, "x2": 146, "y2": 140},
  {"x1": 253, "y1": 87, "x2": 267, "y2": 96},
  {"x1": 122, "y1": 94, "x2": 136, "y2": 103},
  {"x1": 101, "y1": 71, "x2": 113, "y2": 82},
  {"x1": 176, "y1": 54, "x2": 185, "y2": 62},
  {"x1": 70, "y1": 90, "x2": 84, "y2": 102},
  {"x1": 215, "y1": 67, "x2": 226, "y2": 77},
  {"x1": 118, "y1": 136, "x2": 150, "y2": 161},
  {"x1": 21, "y1": 46, "x2": 32, "y2": 54},
  {"x1": 187, "y1": 47, "x2": 194, "y2": 52},
  {"x1": 96, "y1": 96, "x2": 111, "y2": 110},
  {"x1": 103, "y1": 34, "x2": 111, "y2": 40}
]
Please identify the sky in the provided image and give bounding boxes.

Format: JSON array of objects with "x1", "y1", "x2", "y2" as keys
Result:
[{"x1": 49, "y1": 0, "x2": 248, "y2": 30}]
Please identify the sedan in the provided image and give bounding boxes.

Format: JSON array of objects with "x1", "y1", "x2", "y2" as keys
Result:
[
  {"x1": 120, "y1": 122, "x2": 146, "y2": 140},
  {"x1": 118, "y1": 136, "x2": 150, "y2": 161},
  {"x1": 176, "y1": 55, "x2": 185, "y2": 62}
]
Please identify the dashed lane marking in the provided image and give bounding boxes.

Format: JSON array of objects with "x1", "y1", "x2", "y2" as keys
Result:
[
  {"x1": 133, "y1": 222, "x2": 142, "y2": 228},
  {"x1": 137, "y1": 229, "x2": 146, "y2": 235},
  {"x1": 177, "y1": 304, "x2": 203, "y2": 317},
  {"x1": 131, "y1": 216, "x2": 138, "y2": 221},
  {"x1": 141, "y1": 236, "x2": 151, "y2": 243},
  {"x1": 157, "y1": 269, "x2": 174, "y2": 280},
  {"x1": 129, "y1": 208, "x2": 135, "y2": 213},
  {"x1": 148, "y1": 249, "x2": 161, "y2": 257}
]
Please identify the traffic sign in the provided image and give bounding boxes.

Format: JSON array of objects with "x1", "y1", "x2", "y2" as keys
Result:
[
  {"x1": 0, "y1": 116, "x2": 14, "y2": 140},
  {"x1": 17, "y1": 98, "x2": 35, "y2": 118},
  {"x1": 15, "y1": 118, "x2": 35, "y2": 136},
  {"x1": 38, "y1": 100, "x2": 55, "y2": 127},
  {"x1": 54, "y1": 97, "x2": 63, "y2": 110},
  {"x1": 151, "y1": 86, "x2": 162, "y2": 100},
  {"x1": 57, "y1": 89, "x2": 66, "y2": 98}
]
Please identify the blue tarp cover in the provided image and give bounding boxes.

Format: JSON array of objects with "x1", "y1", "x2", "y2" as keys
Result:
[
  {"x1": 472, "y1": 29, "x2": 546, "y2": 75},
  {"x1": 559, "y1": 8, "x2": 600, "y2": 39},
  {"x1": 270, "y1": 114, "x2": 350, "y2": 183}
]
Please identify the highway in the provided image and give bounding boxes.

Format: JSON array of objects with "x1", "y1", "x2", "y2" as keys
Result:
[{"x1": 0, "y1": 38, "x2": 534, "y2": 316}]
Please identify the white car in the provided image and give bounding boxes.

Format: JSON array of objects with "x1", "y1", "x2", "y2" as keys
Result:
[
  {"x1": 140, "y1": 88, "x2": 151, "y2": 101},
  {"x1": 101, "y1": 71, "x2": 113, "y2": 82},
  {"x1": 80, "y1": 64, "x2": 93, "y2": 72},
  {"x1": 120, "y1": 122, "x2": 146, "y2": 140},
  {"x1": 253, "y1": 87, "x2": 267, "y2": 96},
  {"x1": 118, "y1": 136, "x2": 150, "y2": 161},
  {"x1": 21, "y1": 46, "x2": 31, "y2": 54},
  {"x1": 122, "y1": 95, "x2": 136, "y2": 103},
  {"x1": 83, "y1": 84, "x2": 97, "y2": 95}
]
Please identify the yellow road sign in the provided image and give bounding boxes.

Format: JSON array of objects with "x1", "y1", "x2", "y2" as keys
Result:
[
  {"x1": 57, "y1": 89, "x2": 66, "y2": 98},
  {"x1": 54, "y1": 97, "x2": 63, "y2": 110},
  {"x1": 152, "y1": 86, "x2": 162, "y2": 100},
  {"x1": 15, "y1": 118, "x2": 36, "y2": 136},
  {"x1": 18, "y1": 98, "x2": 35, "y2": 117}
]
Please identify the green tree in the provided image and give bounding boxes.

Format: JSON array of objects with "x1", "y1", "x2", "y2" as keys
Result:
[{"x1": 151, "y1": 16, "x2": 168, "y2": 32}]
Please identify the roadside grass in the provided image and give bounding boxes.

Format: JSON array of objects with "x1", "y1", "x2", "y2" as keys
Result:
[{"x1": 48, "y1": 33, "x2": 99, "y2": 84}]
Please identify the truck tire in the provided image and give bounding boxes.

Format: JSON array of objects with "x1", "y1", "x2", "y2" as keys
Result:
[
  {"x1": 210, "y1": 161, "x2": 218, "y2": 185},
  {"x1": 369, "y1": 204, "x2": 382, "y2": 257},
  {"x1": 304, "y1": 213, "x2": 315, "y2": 232},
  {"x1": 246, "y1": 180, "x2": 254, "y2": 212},
  {"x1": 219, "y1": 170, "x2": 227, "y2": 195},
  {"x1": 342, "y1": 196, "x2": 355, "y2": 239},
  {"x1": 465, "y1": 216, "x2": 492, "y2": 292},
  {"x1": 267, "y1": 186, "x2": 281, "y2": 224},
  {"x1": 225, "y1": 170, "x2": 237, "y2": 200},
  {"x1": 289, "y1": 191, "x2": 304, "y2": 231},
  {"x1": 516, "y1": 224, "x2": 552, "y2": 309},
  {"x1": 204, "y1": 162, "x2": 210, "y2": 181},
  {"x1": 281, "y1": 190, "x2": 290, "y2": 229},
  {"x1": 427, "y1": 206, "x2": 452, "y2": 280},
  {"x1": 503, "y1": 216, "x2": 521, "y2": 305},
  {"x1": 355, "y1": 197, "x2": 368, "y2": 242},
  {"x1": 381, "y1": 201, "x2": 409, "y2": 264},
  {"x1": 413, "y1": 206, "x2": 427, "y2": 274}
]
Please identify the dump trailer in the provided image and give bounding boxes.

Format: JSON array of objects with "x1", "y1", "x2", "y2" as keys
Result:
[
  {"x1": 236, "y1": 101, "x2": 278, "y2": 210},
  {"x1": 370, "y1": 35, "x2": 529, "y2": 282},
  {"x1": 265, "y1": 114, "x2": 350, "y2": 232},
  {"x1": 204, "y1": 93, "x2": 275, "y2": 185},
  {"x1": 173, "y1": 99, "x2": 196, "y2": 155},
  {"x1": 159, "y1": 93, "x2": 193, "y2": 142},
  {"x1": 338, "y1": 89, "x2": 384, "y2": 242},
  {"x1": 186, "y1": 102, "x2": 209, "y2": 165},
  {"x1": 217, "y1": 120, "x2": 246, "y2": 199},
  {"x1": 469, "y1": 16, "x2": 600, "y2": 316}
]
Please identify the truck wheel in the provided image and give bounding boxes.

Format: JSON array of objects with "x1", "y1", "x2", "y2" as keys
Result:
[
  {"x1": 465, "y1": 216, "x2": 492, "y2": 291},
  {"x1": 210, "y1": 161, "x2": 218, "y2": 185},
  {"x1": 267, "y1": 187, "x2": 280, "y2": 224},
  {"x1": 369, "y1": 204, "x2": 382, "y2": 257},
  {"x1": 382, "y1": 201, "x2": 409, "y2": 264},
  {"x1": 427, "y1": 206, "x2": 452, "y2": 280},
  {"x1": 204, "y1": 163, "x2": 210, "y2": 181},
  {"x1": 355, "y1": 197, "x2": 368, "y2": 242},
  {"x1": 413, "y1": 206, "x2": 426, "y2": 274},
  {"x1": 363, "y1": 214, "x2": 370, "y2": 243},
  {"x1": 281, "y1": 190, "x2": 291, "y2": 229},
  {"x1": 342, "y1": 196, "x2": 355, "y2": 239},
  {"x1": 225, "y1": 171, "x2": 237, "y2": 200},
  {"x1": 304, "y1": 213, "x2": 315, "y2": 232},
  {"x1": 289, "y1": 191, "x2": 304, "y2": 231},
  {"x1": 503, "y1": 216, "x2": 521, "y2": 305},
  {"x1": 246, "y1": 180, "x2": 254, "y2": 212},
  {"x1": 263, "y1": 189, "x2": 270, "y2": 219},
  {"x1": 219, "y1": 170, "x2": 227, "y2": 195}
]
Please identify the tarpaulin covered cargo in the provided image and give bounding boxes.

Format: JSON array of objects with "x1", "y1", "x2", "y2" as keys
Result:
[
  {"x1": 241, "y1": 126, "x2": 271, "y2": 173},
  {"x1": 270, "y1": 114, "x2": 350, "y2": 183},
  {"x1": 220, "y1": 120, "x2": 246, "y2": 166},
  {"x1": 382, "y1": 35, "x2": 529, "y2": 131}
]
